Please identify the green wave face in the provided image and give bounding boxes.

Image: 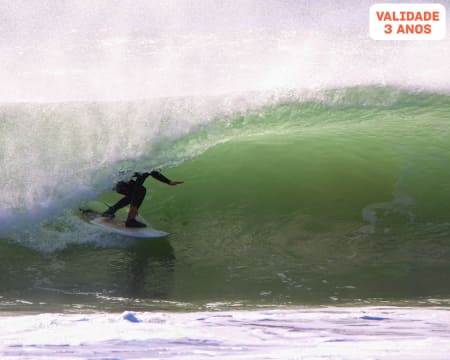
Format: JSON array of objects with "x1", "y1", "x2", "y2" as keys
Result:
[{"x1": 133, "y1": 89, "x2": 450, "y2": 305}]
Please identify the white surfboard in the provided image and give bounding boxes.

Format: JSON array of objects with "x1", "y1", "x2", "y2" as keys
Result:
[
  {"x1": 90, "y1": 216, "x2": 169, "y2": 238},
  {"x1": 80, "y1": 201, "x2": 169, "y2": 238}
]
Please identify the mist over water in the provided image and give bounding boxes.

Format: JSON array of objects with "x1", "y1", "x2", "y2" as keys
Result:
[{"x1": 1, "y1": 0, "x2": 449, "y2": 102}]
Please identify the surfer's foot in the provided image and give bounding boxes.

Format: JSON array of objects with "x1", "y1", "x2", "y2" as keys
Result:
[
  {"x1": 126, "y1": 218, "x2": 147, "y2": 228},
  {"x1": 102, "y1": 208, "x2": 115, "y2": 219}
]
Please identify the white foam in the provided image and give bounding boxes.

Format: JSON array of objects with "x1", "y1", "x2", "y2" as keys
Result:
[
  {"x1": 1, "y1": 307, "x2": 449, "y2": 359},
  {"x1": 0, "y1": 93, "x2": 282, "y2": 241}
]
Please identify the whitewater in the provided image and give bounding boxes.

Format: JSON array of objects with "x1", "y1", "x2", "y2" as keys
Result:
[{"x1": 1, "y1": 0, "x2": 450, "y2": 359}]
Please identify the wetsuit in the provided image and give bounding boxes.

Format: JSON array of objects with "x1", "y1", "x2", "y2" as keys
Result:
[{"x1": 105, "y1": 171, "x2": 171, "y2": 216}]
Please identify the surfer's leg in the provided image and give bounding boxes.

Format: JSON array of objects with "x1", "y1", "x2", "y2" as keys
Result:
[
  {"x1": 103, "y1": 196, "x2": 131, "y2": 217},
  {"x1": 126, "y1": 185, "x2": 147, "y2": 228},
  {"x1": 131, "y1": 185, "x2": 147, "y2": 209}
]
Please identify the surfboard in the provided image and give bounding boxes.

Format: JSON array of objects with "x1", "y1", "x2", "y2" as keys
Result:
[
  {"x1": 80, "y1": 201, "x2": 169, "y2": 238},
  {"x1": 90, "y1": 216, "x2": 169, "y2": 238}
]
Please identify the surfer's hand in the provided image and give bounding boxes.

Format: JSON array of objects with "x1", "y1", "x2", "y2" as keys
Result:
[{"x1": 169, "y1": 180, "x2": 184, "y2": 186}]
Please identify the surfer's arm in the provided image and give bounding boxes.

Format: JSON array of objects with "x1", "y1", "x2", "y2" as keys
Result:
[
  {"x1": 148, "y1": 170, "x2": 171, "y2": 184},
  {"x1": 133, "y1": 171, "x2": 183, "y2": 186},
  {"x1": 149, "y1": 170, "x2": 184, "y2": 186}
]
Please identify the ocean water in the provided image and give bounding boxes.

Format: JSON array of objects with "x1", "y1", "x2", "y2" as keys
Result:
[
  {"x1": 1, "y1": 87, "x2": 450, "y2": 312},
  {"x1": 1, "y1": 0, "x2": 450, "y2": 358}
]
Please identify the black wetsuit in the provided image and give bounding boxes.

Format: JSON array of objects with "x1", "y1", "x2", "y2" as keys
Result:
[{"x1": 107, "y1": 171, "x2": 171, "y2": 215}]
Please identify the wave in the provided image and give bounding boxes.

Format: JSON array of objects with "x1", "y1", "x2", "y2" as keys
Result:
[
  {"x1": 1, "y1": 86, "x2": 449, "y2": 252},
  {"x1": 1, "y1": 86, "x2": 450, "y2": 309}
]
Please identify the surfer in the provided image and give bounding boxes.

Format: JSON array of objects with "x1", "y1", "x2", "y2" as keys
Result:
[{"x1": 103, "y1": 171, "x2": 184, "y2": 228}]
